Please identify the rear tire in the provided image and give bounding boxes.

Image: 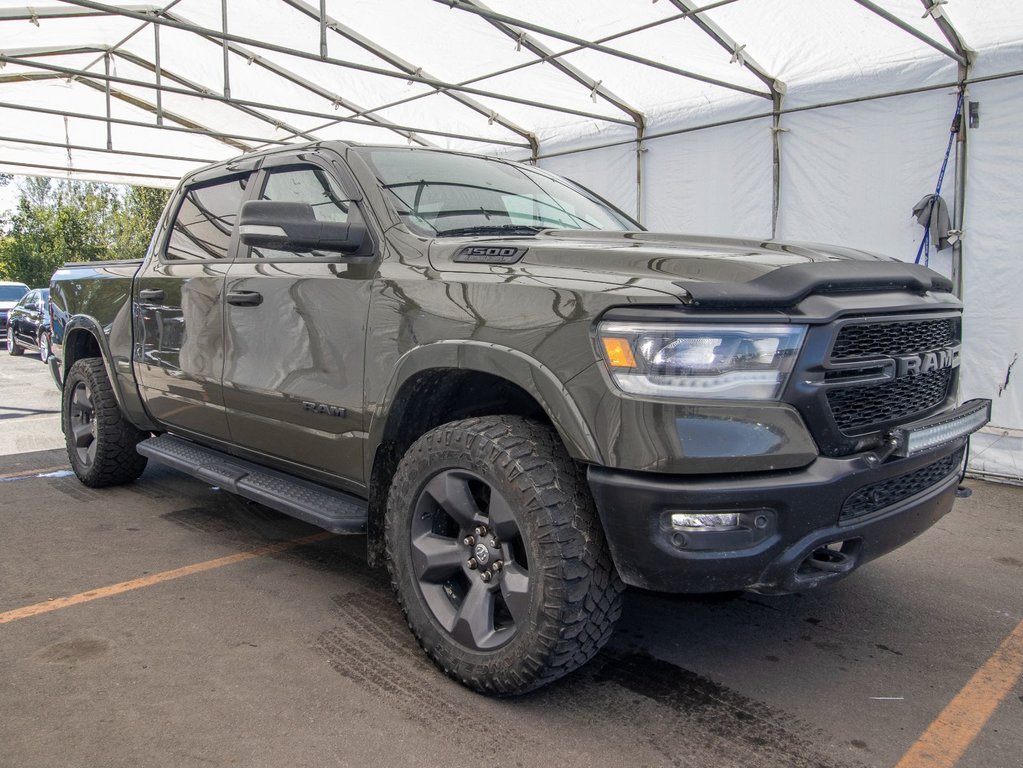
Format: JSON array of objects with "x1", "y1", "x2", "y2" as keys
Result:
[
  {"x1": 63, "y1": 358, "x2": 148, "y2": 487},
  {"x1": 385, "y1": 415, "x2": 624, "y2": 695},
  {"x1": 38, "y1": 330, "x2": 51, "y2": 362},
  {"x1": 6, "y1": 332, "x2": 24, "y2": 356}
]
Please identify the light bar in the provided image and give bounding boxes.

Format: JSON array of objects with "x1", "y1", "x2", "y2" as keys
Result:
[{"x1": 892, "y1": 399, "x2": 991, "y2": 457}]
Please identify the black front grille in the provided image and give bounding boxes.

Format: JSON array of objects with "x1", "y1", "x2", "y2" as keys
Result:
[
  {"x1": 841, "y1": 447, "x2": 964, "y2": 521},
  {"x1": 832, "y1": 318, "x2": 958, "y2": 359},
  {"x1": 827, "y1": 368, "x2": 952, "y2": 432}
]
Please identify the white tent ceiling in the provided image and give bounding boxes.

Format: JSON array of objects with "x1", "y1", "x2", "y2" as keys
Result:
[{"x1": 0, "y1": 0, "x2": 1018, "y2": 186}]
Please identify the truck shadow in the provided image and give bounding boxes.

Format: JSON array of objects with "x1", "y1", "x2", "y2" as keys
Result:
[{"x1": 155, "y1": 474, "x2": 870, "y2": 768}]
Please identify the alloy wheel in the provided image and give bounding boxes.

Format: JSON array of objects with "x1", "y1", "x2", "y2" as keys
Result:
[
  {"x1": 409, "y1": 469, "x2": 531, "y2": 651},
  {"x1": 68, "y1": 380, "x2": 98, "y2": 468}
]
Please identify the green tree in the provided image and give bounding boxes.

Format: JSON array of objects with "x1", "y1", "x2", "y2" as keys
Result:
[
  {"x1": 110, "y1": 185, "x2": 171, "y2": 261},
  {"x1": 0, "y1": 178, "x2": 170, "y2": 287},
  {"x1": 0, "y1": 178, "x2": 116, "y2": 287}
]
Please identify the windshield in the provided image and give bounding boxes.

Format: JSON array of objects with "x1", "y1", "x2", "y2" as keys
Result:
[
  {"x1": 355, "y1": 148, "x2": 635, "y2": 237},
  {"x1": 0, "y1": 285, "x2": 28, "y2": 302}
]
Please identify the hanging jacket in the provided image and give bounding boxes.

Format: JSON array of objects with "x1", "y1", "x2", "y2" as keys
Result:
[{"x1": 912, "y1": 193, "x2": 953, "y2": 251}]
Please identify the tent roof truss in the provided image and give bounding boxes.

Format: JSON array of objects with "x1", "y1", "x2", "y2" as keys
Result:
[{"x1": 0, "y1": 0, "x2": 976, "y2": 177}]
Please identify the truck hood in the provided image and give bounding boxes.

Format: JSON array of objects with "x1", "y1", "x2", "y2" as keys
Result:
[{"x1": 428, "y1": 230, "x2": 953, "y2": 308}]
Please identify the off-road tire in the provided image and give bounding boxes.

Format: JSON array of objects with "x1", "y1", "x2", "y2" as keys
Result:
[
  {"x1": 63, "y1": 358, "x2": 148, "y2": 487},
  {"x1": 6, "y1": 332, "x2": 24, "y2": 356},
  {"x1": 385, "y1": 415, "x2": 624, "y2": 695}
]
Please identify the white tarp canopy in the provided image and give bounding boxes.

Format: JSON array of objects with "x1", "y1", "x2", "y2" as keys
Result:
[{"x1": 1, "y1": 0, "x2": 1021, "y2": 480}]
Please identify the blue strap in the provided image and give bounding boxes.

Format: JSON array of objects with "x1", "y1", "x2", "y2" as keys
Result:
[
  {"x1": 915, "y1": 226, "x2": 930, "y2": 265},
  {"x1": 915, "y1": 91, "x2": 964, "y2": 266}
]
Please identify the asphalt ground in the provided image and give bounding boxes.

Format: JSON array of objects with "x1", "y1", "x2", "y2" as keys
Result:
[{"x1": 1, "y1": 353, "x2": 1021, "y2": 768}]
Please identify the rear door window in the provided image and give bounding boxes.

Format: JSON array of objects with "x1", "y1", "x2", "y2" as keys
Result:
[{"x1": 164, "y1": 175, "x2": 249, "y2": 261}]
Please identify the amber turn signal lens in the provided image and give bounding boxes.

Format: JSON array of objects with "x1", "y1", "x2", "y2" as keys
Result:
[{"x1": 601, "y1": 337, "x2": 638, "y2": 368}]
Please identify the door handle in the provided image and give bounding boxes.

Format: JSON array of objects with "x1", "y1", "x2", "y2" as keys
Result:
[
  {"x1": 138, "y1": 289, "x2": 165, "y2": 302},
  {"x1": 226, "y1": 290, "x2": 263, "y2": 307}
]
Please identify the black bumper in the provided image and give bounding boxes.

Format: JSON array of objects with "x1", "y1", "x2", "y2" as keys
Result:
[{"x1": 587, "y1": 438, "x2": 967, "y2": 595}]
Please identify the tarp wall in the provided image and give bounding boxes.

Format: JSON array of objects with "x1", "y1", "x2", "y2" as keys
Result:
[
  {"x1": 533, "y1": 50, "x2": 1023, "y2": 481},
  {"x1": 959, "y1": 48, "x2": 1023, "y2": 482}
]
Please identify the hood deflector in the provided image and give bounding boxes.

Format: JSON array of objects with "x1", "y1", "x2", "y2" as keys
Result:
[{"x1": 675, "y1": 261, "x2": 953, "y2": 309}]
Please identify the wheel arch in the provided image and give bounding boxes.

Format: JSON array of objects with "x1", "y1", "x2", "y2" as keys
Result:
[
  {"x1": 60, "y1": 317, "x2": 157, "y2": 431},
  {"x1": 364, "y1": 341, "x2": 604, "y2": 566}
]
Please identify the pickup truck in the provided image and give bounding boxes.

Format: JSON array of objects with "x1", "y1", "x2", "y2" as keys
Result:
[{"x1": 49, "y1": 142, "x2": 991, "y2": 694}]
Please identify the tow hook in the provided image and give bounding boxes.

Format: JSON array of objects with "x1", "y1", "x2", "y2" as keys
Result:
[{"x1": 802, "y1": 545, "x2": 857, "y2": 575}]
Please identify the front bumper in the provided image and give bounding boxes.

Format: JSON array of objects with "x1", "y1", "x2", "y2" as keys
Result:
[{"x1": 588, "y1": 437, "x2": 969, "y2": 595}]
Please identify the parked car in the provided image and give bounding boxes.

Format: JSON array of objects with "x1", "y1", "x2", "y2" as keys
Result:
[
  {"x1": 49, "y1": 142, "x2": 991, "y2": 694},
  {"x1": 6, "y1": 288, "x2": 52, "y2": 361},
  {"x1": 0, "y1": 280, "x2": 30, "y2": 341}
]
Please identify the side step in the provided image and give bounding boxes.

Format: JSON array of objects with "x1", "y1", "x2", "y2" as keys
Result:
[{"x1": 137, "y1": 434, "x2": 368, "y2": 534}]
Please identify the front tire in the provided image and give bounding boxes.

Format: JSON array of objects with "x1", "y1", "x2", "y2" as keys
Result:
[
  {"x1": 63, "y1": 358, "x2": 148, "y2": 487},
  {"x1": 6, "y1": 332, "x2": 24, "y2": 356},
  {"x1": 385, "y1": 415, "x2": 624, "y2": 695}
]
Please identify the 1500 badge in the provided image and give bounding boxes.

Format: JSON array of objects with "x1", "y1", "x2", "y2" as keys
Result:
[
  {"x1": 453, "y1": 246, "x2": 527, "y2": 264},
  {"x1": 895, "y1": 346, "x2": 960, "y2": 377}
]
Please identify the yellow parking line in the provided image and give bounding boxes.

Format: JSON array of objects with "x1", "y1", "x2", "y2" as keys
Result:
[
  {"x1": 0, "y1": 464, "x2": 70, "y2": 480},
  {"x1": 0, "y1": 532, "x2": 334, "y2": 625},
  {"x1": 895, "y1": 617, "x2": 1023, "y2": 768}
]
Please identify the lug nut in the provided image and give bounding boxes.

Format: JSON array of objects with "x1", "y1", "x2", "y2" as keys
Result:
[
  {"x1": 491, "y1": 537, "x2": 501, "y2": 548},
  {"x1": 474, "y1": 525, "x2": 488, "y2": 537},
  {"x1": 480, "y1": 570, "x2": 492, "y2": 583},
  {"x1": 467, "y1": 558, "x2": 478, "y2": 570},
  {"x1": 491, "y1": 560, "x2": 503, "y2": 572},
  {"x1": 463, "y1": 535, "x2": 475, "y2": 546}
]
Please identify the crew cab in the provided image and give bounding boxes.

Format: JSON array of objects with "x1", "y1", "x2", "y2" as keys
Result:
[{"x1": 49, "y1": 141, "x2": 990, "y2": 694}]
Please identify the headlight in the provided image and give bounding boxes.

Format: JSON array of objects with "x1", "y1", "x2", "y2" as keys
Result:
[{"x1": 596, "y1": 322, "x2": 806, "y2": 399}]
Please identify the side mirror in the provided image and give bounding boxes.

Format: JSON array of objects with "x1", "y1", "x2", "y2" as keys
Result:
[{"x1": 238, "y1": 200, "x2": 370, "y2": 256}]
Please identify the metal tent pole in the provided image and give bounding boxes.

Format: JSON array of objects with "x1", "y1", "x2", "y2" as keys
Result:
[
  {"x1": 103, "y1": 52, "x2": 113, "y2": 149},
  {"x1": 0, "y1": 54, "x2": 532, "y2": 149},
  {"x1": 221, "y1": 0, "x2": 230, "y2": 99},
  {"x1": 921, "y1": 0, "x2": 975, "y2": 298},
  {"x1": 852, "y1": 0, "x2": 966, "y2": 65},
  {"x1": 60, "y1": 1, "x2": 632, "y2": 127},
  {"x1": 0, "y1": 133, "x2": 218, "y2": 164},
  {"x1": 270, "y1": 2, "x2": 737, "y2": 146},
  {"x1": 153, "y1": 20, "x2": 163, "y2": 126}
]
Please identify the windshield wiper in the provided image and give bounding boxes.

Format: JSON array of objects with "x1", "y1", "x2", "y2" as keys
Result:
[{"x1": 434, "y1": 225, "x2": 545, "y2": 237}]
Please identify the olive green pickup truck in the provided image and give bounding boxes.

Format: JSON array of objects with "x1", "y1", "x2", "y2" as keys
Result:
[{"x1": 49, "y1": 142, "x2": 990, "y2": 694}]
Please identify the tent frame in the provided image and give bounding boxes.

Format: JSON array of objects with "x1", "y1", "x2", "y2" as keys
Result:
[{"x1": 0, "y1": 0, "x2": 978, "y2": 264}]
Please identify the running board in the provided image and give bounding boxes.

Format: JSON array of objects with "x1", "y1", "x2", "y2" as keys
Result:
[{"x1": 137, "y1": 435, "x2": 368, "y2": 534}]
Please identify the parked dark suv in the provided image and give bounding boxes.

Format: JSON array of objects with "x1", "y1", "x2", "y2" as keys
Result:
[{"x1": 6, "y1": 288, "x2": 52, "y2": 361}]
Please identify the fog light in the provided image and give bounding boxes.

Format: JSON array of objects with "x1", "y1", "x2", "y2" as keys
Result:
[{"x1": 670, "y1": 512, "x2": 740, "y2": 531}]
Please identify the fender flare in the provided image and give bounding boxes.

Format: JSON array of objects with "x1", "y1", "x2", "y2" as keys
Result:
[
  {"x1": 368, "y1": 340, "x2": 604, "y2": 465},
  {"x1": 62, "y1": 316, "x2": 158, "y2": 431}
]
